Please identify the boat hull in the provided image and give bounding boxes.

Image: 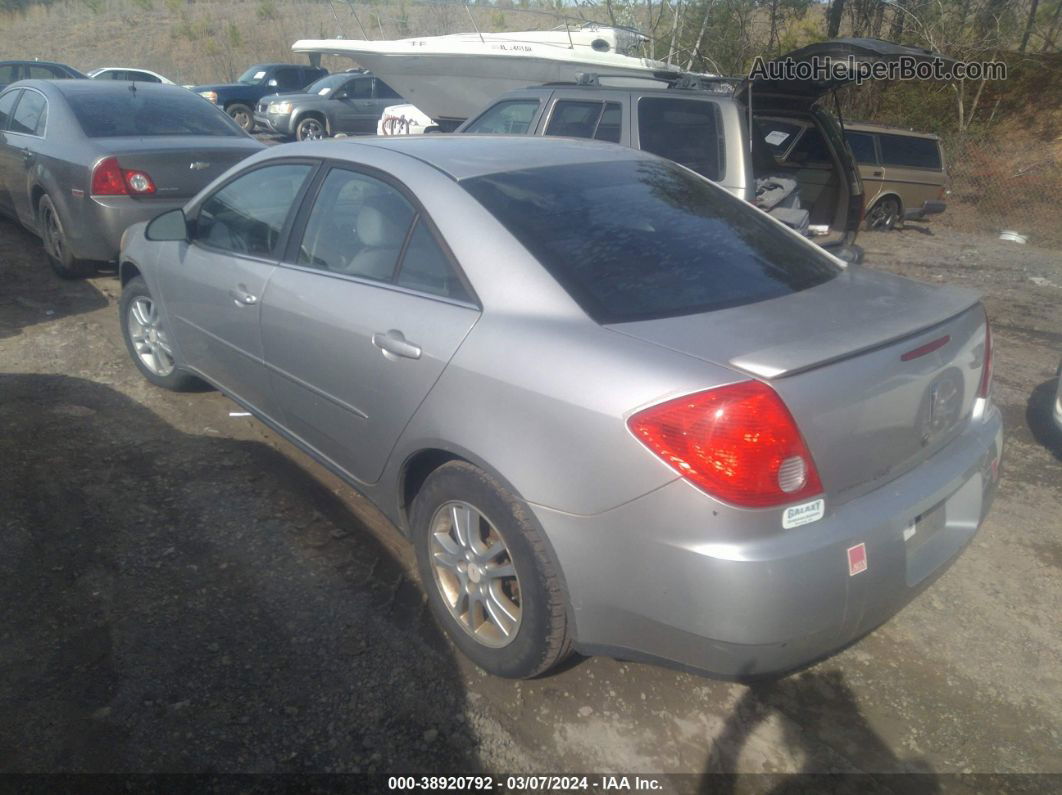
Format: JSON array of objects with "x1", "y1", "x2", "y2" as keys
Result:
[{"x1": 293, "y1": 41, "x2": 669, "y2": 122}]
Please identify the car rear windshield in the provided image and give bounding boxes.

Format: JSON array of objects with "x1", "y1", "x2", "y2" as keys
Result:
[
  {"x1": 66, "y1": 89, "x2": 245, "y2": 138},
  {"x1": 462, "y1": 159, "x2": 840, "y2": 323}
]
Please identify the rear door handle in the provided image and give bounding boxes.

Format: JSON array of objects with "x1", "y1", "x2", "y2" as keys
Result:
[
  {"x1": 372, "y1": 329, "x2": 421, "y2": 360},
  {"x1": 872, "y1": 170, "x2": 883, "y2": 177},
  {"x1": 229, "y1": 285, "x2": 258, "y2": 306},
  {"x1": 21, "y1": 149, "x2": 33, "y2": 163}
]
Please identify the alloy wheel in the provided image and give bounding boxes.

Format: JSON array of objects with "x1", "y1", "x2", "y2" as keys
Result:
[
  {"x1": 42, "y1": 205, "x2": 64, "y2": 262},
  {"x1": 429, "y1": 500, "x2": 522, "y2": 648},
  {"x1": 299, "y1": 118, "x2": 325, "y2": 141},
  {"x1": 127, "y1": 296, "x2": 176, "y2": 377}
]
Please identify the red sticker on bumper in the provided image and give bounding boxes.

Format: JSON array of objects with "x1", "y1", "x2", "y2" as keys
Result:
[{"x1": 847, "y1": 543, "x2": 868, "y2": 576}]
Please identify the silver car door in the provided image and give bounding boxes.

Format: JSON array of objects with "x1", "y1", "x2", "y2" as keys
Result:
[
  {"x1": 6, "y1": 87, "x2": 47, "y2": 227},
  {"x1": 159, "y1": 161, "x2": 315, "y2": 419},
  {"x1": 260, "y1": 165, "x2": 479, "y2": 485},
  {"x1": 0, "y1": 89, "x2": 22, "y2": 216}
]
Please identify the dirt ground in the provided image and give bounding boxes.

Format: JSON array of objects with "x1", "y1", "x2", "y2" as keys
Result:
[{"x1": 1, "y1": 214, "x2": 1060, "y2": 786}]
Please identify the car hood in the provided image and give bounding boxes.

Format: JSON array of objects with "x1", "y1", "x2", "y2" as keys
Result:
[
  {"x1": 262, "y1": 91, "x2": 321, "y2": 104},
  {"x1": 738, "y1": 37, "x2": 955, "y2": 107}
]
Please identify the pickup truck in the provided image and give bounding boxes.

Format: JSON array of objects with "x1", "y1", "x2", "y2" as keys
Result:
[{"x1": 193, "y1": 63, "x2": 328, "y2": 130}]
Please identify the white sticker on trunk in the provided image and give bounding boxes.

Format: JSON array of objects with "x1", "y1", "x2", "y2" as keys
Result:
[{"x1": 783, "y1": 498, "x2": 825, "y2": 529}]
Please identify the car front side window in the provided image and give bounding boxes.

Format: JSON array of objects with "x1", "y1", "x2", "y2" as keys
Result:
[
  {"x1": 194, "y1": 163, "x2": 313, "y2": 258},
  {"x1": 464, "y1": 100, "x2": 540, "y2": 134}
]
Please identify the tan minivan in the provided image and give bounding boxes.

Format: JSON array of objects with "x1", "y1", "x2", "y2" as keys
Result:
[{"x1": 758, "y1": 117, "x2": 948, "y2": 231}]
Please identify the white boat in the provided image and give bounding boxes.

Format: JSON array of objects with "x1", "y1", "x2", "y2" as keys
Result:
[{"x1": 292, "y1": 24, "x2": 673, "y2": 125}]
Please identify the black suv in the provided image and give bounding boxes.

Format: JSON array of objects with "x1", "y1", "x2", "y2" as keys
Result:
[{"x1": 192, "y1": 63, "x2": 329, "y2": 130}]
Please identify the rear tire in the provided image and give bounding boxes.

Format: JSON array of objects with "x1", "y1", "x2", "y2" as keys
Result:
[
  {"x1": 39, "y1": 195, "x2": 95, "y2": 279},
  {"x1": 120, "y1": 276, "x2": 201, "y2": 391},
  {"x1": 412, "y1": 461, "x2": 571, "y2": 678},
  {"x1": 226, "y1": 103, "x2": 254, "y2": 131},
  {"x1": 864, "y1": 196, "x2": 901, "y2": 231}
]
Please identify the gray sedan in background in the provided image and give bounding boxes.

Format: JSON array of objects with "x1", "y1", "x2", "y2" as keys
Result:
[
  {"x1": 117, "y1": 137, "x2": 1002, "y2": 679},
  {"x1": 0, "y1": 80, "x2": 263, "y2": 278}
]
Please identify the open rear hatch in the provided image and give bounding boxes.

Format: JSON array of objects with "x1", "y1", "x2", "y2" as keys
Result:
[
  {"x1": 736, "y1": 37, "x2": 956, "y2": 109},
  {"x1": 609, "y1": 267, "x2": 988, "y2": 503}
]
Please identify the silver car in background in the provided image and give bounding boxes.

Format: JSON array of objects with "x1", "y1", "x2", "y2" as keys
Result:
[
  {"x1": 0, "y1": 79, "x2": 263, "y2": 278},
  {"x1": 117, "y1": 137, "x2": 1002, "y2": 679}
]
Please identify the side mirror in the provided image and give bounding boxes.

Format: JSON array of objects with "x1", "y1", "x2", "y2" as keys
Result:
[
  {"x1": 267, "y1": 78, "x2": 278, "y2": 87},
  {"x1": 146, "y1": 208, "x2": 189, "y2": 242}
]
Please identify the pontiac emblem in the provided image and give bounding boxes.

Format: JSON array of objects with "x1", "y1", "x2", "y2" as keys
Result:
[{"x1": 189, "y1": 161, "x2": 210, "y2": 171}]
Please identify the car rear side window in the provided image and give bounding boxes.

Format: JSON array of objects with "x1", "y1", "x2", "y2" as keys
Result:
[
  {"x1": 595, "y1": 102, "x2": 622, "y2": 143},
  {"x1": 845, "y1": 132, "x2": 877, "y2": 164},
  {"x1": 375, "y1": 79, "x2": 401, "y2": 99},
  {"x1": 129, "y1": 71, "x2": 161, "y2": 83},
  {"x1": 195, "y1": 163, "x2": 312, "y2": 258},
  {"x1": 296, "y1": 168, "x2": 415, "y2": 282},
  {"x1": 546, "y1": 101, "x2": 605, "y2": 138},
  {"x1": 464, "y1": 100, "x2": 539, "y2": 134},
  {"x1": 0, "y1": 90, "x2": 20, "y2": 130},
  {"x1": 878, "y1": 133, "x2": 942, "y2": 170},
  {"x1": 637, "y1": 97, "x2": 724, "y2": 181},
  {"x1": 10, "y1": 90, "x2": 46, "y2": 136},
  {"x1": 66, "y1": 89, "x2": 245, "y2": 137},
  {"x1": 27, "y1": 64, "x2": 62, "y2": 79},
  {"x1": 462, "y1": 159, "x2": 839, "y2": 323},
  {"x1": 396, "y1": 218, "x2": 472, "y2": 303}
]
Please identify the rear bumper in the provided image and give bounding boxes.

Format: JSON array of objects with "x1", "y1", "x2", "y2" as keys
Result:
[
  {"x1": 70, "y1": 196, "x2": 187, "y2": 263},
  {"x1": 904, "y1": 200, "x2": 947, "y2": 220},
  {"x1": 533, "y1": 406, "x2": 1003, "y2": 678}
]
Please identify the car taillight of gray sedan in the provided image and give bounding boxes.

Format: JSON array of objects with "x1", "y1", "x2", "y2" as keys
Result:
[{"x1": 116, "y1": 136, "x2": 1003, "y2": 679}]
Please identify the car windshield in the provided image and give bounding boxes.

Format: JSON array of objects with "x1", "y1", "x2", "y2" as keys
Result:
[
  {"x1": 462, "y1": 159, "x2": 840, "y2": 323},
  {"x1": 67, "y1": 88, "x2": 245, "y2": 138},
  {"x1": 304, "y1": 73, "x2": 351, "y2": 96},
  {"x1": 237, "y1": 66, "x2": 269, "y2": 85}
]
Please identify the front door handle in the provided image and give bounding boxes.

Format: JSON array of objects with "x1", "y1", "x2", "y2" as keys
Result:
[
  {"x1": 872, "y1": 170, "x2": 883, "y2": 177},
  {"x1": 21, "y1": 149, "x2": 33, "y2": 164},
  {"x1": 372, "y1": 329, "x2": 421, "y2": 360},
  {"x1": 229, "y1": 285, "x2": 258, "y2": 306}
]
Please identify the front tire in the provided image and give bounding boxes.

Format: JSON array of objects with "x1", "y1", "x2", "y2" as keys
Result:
[
  {"x1": 119, "y1": 276, "x2": 201, "y2": 391},
  {"x1": 412, "y1": 461, "x2": 571, "y2": 678},
  {"x1": 226, "y1": 103, "x2": 254, "y2": 131},
  {"x1": 39, "y1": 195, "x2": 94, "y2": 279},
  {"x1": 295, "y1": 115, "x2": 326, "y2": 142}
]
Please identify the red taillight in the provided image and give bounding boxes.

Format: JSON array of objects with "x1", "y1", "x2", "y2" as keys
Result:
[
  {"x1": 978, "y1": 314, "x2": 993, "y2": 399},
  {"x1": 90, "y1": 157, "x2": 156, "y2": 196},
  {"x1": 627, "y1": 381, "x2": 823, "y2": 508}
]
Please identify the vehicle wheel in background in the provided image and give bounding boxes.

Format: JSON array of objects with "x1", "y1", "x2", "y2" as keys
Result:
[
  {"x1": 119, "y1": 276, "x2": 202, "y2": 391},
  {"x1": 226, "y1": 103, "x2": 254, "y2": 131},
  {"x1": 38, "y1": 195, "x2": 95, "y2": 279},
  {"x1": 864, "y1": 196, "x2": 901, "y2": 231},
  {"x1": 295, "y1": 115, "x2": 326, "y2": 142},
  {"x1": 412, "y1": 461, "x2": 571, "y2": 679}
]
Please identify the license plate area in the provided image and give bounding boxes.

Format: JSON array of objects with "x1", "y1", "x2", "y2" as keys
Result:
[{"x1": 903, "y1": 501, "x2": 946, "y2": 558}]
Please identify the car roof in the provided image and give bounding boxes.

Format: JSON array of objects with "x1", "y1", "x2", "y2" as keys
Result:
[
  {"x1": 321, "y1": 134, "x2": 649, "y2": 180},
  {"x1": 843, "y1": 120, "x2": 941, "y2": 140},
  {"x1": 502, "y1": 82, "x2": 734, "y2": 101},
  {"x1": 0, "y1": 59, "x2": 73, "y2": 67},
  {"x1": 41, "y1": 79, "x2": 192, "y2": 97}
]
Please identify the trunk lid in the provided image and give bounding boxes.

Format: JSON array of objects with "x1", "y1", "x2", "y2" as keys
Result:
[
  {"x1": 609, "y1": 268, "x2": 988, "y2": 503},
  {"x1": 95, "y1": 137, "x2": 263, "y2": 199}
]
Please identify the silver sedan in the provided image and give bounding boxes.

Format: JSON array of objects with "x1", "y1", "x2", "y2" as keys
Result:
[{"x1": 118, "y1": 136, "x2": 1003, "y2": 679}]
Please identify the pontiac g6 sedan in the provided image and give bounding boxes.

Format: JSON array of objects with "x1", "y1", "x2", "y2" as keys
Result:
[{"x1": 117, "y1": 137, "x2": 1002, "y2": 679}]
